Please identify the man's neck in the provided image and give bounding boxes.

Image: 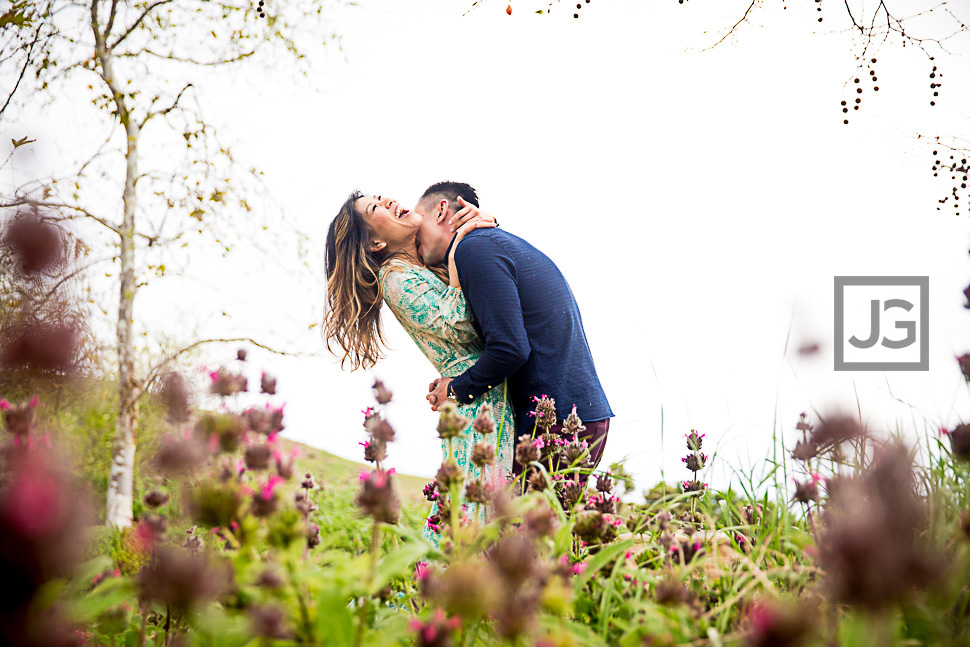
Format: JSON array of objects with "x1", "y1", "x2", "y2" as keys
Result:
[{"x1": 444, "y1": 231, "x2": 458, "y2": 260}]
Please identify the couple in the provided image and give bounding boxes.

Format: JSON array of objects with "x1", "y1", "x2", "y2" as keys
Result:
[{"x1": 324, "y1": 181, "x2": 612, "y2": 543}]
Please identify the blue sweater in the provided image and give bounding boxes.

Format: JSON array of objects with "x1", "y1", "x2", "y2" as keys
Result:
[{"x1": 447, "y1": 228, "x2": 613, "y2": 436}]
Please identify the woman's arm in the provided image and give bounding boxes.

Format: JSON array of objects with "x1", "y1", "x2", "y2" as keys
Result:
[
  {"x1": 382, "y1": 263, "x2": 479, "y2": 344},
  {"x1": 447, "y1": 198, "x2": 497, "y2": 288}
]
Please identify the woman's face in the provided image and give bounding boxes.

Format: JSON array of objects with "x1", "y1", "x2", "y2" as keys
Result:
[{"x1": 355, "y1": 195, "x2": 422, "y2": 253}]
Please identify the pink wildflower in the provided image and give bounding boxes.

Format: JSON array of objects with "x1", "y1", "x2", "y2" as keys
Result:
[{"x1": 261, "y1": 475, "x2": 284, "y2": 499}]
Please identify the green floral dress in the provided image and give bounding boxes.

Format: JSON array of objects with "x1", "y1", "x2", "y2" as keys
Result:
[{"x1": 379, "y1": 259, "x2": 516, "y2": 547}]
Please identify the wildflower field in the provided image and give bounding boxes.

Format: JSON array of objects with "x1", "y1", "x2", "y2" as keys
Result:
[{"x1": 3, "y1": 222, "x2": 970, "y2": 647}]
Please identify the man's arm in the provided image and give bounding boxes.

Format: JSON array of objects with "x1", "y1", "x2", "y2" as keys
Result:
[{"x1": 446, "y1": 235, "x2": 531, "y2": 405}]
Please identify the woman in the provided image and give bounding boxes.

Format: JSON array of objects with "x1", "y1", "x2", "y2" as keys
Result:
[{"x1": 324, "y1": 191, "x2": 515, "y2": 547}]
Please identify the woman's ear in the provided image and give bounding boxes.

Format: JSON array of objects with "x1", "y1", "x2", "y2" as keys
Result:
[{"x1": 367, "y1": 240, "x2": 386, "y2": 253}]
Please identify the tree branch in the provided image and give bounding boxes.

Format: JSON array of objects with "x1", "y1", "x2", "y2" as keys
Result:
[
  {"x1": 131, "y1": 46, "x2": 258, "y2": 66},
  {"x1": 1, "y1": 196, "x2": 122, "y2": 236},
  {"x1": 108, "y1": 0, "x2": 174, "y2": 52},
  {"x1": 0, "y1": 27, "x2": 39, "y2": 120},
  {"x1": 104, "y1": 0, "x2": 119, "y2": 42},
  {"x1": 844, "y1": 0, "x2": 863, "y2": 31},
  {"x1": 42, "y1": 256, "x2": 115, "y2": 303},
  {"x1": 135, "y1": 336, "x2": 318, "y2": 401},
  {"x1": 704, "y1": 0, "x2": 759, "y2": 50},
  {"x1": 141, "y1": 82, "x2": 193, "y2": 129},
  {"x1": 0, "y1": 197, "x2": 160, "y2": 245}
]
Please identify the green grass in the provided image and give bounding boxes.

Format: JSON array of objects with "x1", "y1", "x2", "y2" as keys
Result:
[{"x1": 279, "y1": 436, "x2": 428, "y2": 503}]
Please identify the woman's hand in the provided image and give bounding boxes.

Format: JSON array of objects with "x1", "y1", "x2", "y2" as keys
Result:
[
  {"x1": 448, "y1": 195, "x2": 499, "y2": 232},
  {"x1": 447, "y1": 199, "x2": 496, "y2": 289}
]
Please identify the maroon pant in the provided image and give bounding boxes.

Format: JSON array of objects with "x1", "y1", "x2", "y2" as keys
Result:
[{"x1": 512, "y1": 418, "x2": 611, "y2": 479}]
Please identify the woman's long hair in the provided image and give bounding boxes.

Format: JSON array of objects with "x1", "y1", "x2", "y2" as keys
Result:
[
  {"x1": 324, "y1": 191, "x2": 386, "y2": 370},
  {"x1": 324, "y1": 191, "x2": 452, "y2": 370}
]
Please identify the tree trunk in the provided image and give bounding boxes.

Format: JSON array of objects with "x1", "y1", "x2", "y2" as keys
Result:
[
  {"x1": 105, "y1": 117, "x2": 139, "y2": 528},
  {"x1": 105, "y1": 114, "x2": 139, "y2": 527},
  {"x1": 94, "y1": 1, "x2": 141, "y2": 528}
]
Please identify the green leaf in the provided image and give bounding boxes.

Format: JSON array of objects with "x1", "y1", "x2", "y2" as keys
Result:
[
  {"x1": 573, "y1": 539, "x2": 635, "y2": 590},
  {"x1": 371, "y1": 537, "x2": 430, "y2": 594},
  {"x1": 314, "y1": 587, "x2": 356, "y2": 647},
  {"x1": 69, "y1": 578, "x2": 135, "y2": 623}
]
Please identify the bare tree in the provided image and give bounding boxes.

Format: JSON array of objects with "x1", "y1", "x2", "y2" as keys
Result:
[{"x1": 0, "y1": 0, "x2": 340, "y2": 527}]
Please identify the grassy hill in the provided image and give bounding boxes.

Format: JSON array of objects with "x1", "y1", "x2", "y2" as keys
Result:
[
  {"x1": 0, "y1": 376, "x2": 429, "y2": 521},
  {"x1": 278, "y1": 436, "x2": 428, "y2": 502}
]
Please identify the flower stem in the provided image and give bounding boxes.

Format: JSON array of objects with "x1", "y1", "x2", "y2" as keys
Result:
[{"x1": 447, "y1": 437, "x2": 459, "y2": 552}]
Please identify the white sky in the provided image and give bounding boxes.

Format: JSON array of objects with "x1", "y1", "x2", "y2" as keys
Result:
[{"x1": 5, "y1": 0, "x2": 970, "y2": 495}]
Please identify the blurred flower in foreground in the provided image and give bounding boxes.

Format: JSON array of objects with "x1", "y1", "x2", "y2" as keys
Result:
[
  {"x1": 0, "y1": 319, "x2": 78, "y2": 375},
  {"x1": 208, "y1": 368, "x2": 247, "y2": 397},
  {"x1": 957, "y1": 353, "x2": 970, "y2": 385},
  {"x1": 818, "y1": 443, "x2": 941, "y2": 611},
  {"x1": 158, "y1": 372, "x2": 192, "y2": 424},
  {"x1": 155, "y1": 432, "x2": 208, "y2": 475},
  {"x1": 356, "y1": 469, "x2": 400, "y2": 524},
  {"x1": 2, "y1": 209, "x2": 64, "y2": 274},
  {"x1": 1, "y1": 396, "x2": 39, "y2": 439},
  {"x1": 942, "y1": 423, "x2": 970, "y2": 461},
  {"x1": 249, "y1": 604, "x2": 292, "y2": 640},
  {"x1": 743, "y1": 598, "x2": 814, "y2": 647},
  {"x1": 0, "y1": 443, "x2": 92, "y2": 646},
  {"x1": 136, "y1": 546, "x2": 232, "y2": 612},
  {"x1": 372, "y1": 378, "x2": 392, "y2": 404},
  {"x1": 409, "y1": 608, "x2": 461, "y2": 647},
  {"x1": 260, "y1": 371, "x2": 277, "y2": 395},
  {"x1": 792, "y1": 474, "x2": 821, "y2": 505}
]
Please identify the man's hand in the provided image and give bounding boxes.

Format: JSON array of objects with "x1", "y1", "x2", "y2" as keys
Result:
[
  {"x1": 449, "y1": 196, "x2": 497, "y2": 232},
  {"x1": 427, "y1": 377, "x2": 454, "y2": 412}
]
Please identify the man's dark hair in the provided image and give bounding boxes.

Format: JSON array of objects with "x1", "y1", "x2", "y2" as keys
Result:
[{"x1": 418, "y1": 181, "x2": 479, "y2": 213}]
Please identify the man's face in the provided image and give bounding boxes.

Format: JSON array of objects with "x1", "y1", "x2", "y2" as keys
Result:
[{"x1": 414, "y1": 198, "x2": 448, "y2": 266}]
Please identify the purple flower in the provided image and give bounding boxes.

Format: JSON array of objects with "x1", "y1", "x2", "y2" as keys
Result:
[
  {"x1": 372, "y1": 379, "x2": 392, "y2": 404},
  {"x1": 260, "y1": 371, "x2": 277, "y2": 395}
]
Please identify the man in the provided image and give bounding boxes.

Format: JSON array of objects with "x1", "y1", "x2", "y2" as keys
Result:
[{"x1": 416, "y1": 181, "x2": 613, "y2": 477}]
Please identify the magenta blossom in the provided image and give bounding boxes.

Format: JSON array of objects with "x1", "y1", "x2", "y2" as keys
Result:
[{"x1": 261, "y1": 475, "x2": 285, "y2": 500}]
